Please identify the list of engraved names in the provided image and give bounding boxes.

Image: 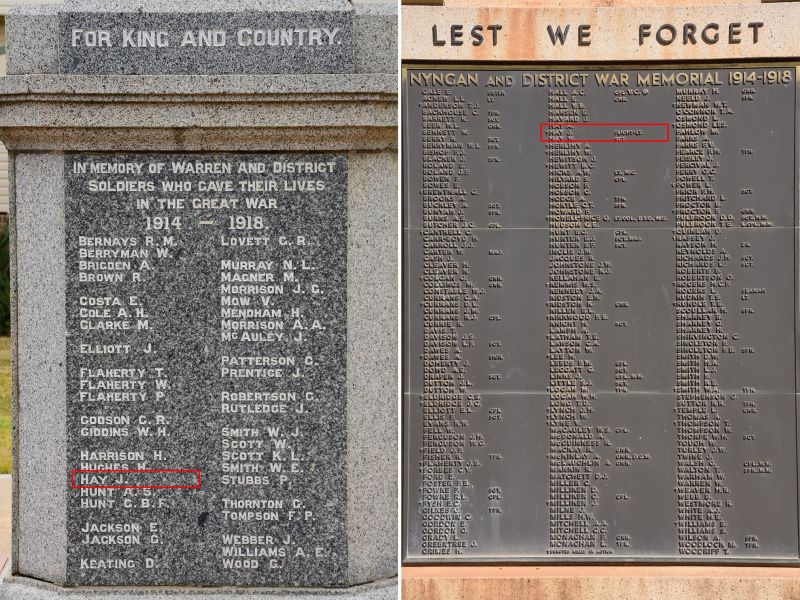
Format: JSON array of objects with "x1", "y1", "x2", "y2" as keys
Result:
[
  {"x1": 66, "y1": 154, "x2": 348, "y2": 585},
  {"x1": 404, "y1": 67, "x2": 799, "y2": 561}
]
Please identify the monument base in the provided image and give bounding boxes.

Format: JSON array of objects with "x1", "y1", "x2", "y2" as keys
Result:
[
  {"x1": 0, "y1": 577, "x2": 397, "y2": 600},
  {"x1": 402, "y1": 567, "x2": 800, "y2": 600}
]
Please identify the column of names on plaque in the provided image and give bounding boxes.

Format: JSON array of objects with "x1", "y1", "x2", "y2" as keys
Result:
[
  {"x1": 66, "y1": 153, "x2": 348, "y2": 585},
  {"x1": 404, "y1": 67, "x2": 799, "y2": 561}
]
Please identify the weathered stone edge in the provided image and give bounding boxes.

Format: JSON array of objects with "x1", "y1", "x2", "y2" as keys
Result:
[
  {"x1": 0, "y1": 74, "x2": 398, "y2": 151},
  {"x1": 0, "y1": 128, "x2": 399, "y2": 153},
  {"x1": 12, "y1": 153, "x2": 69, "y2": 584},
  {"x1": 0, "y1": 576, "x2": 398, "y2": 599},
  {"x1": 62, "y1": 1, "x2": 352, "y2": 13},
  {"x1": 7, "y1": 3, "x2": 397, "y2": 76},
  {"x1": 345, "y1": 154, "x2": 398, "y2": 584},
  {"x1": 0, "y1": 74, "x2": 397, "y2": 96}
]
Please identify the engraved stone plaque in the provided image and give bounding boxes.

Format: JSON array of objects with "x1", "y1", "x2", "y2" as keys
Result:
[
  {"x1": 59, "y1": 12, "x2": 354, "y2": 75},
  {"x1": 403, "y1": 67, "x2": 800, "y2": 562},
  {"x1": 66, "y1": 153, "x2": 347, "y2": 585}
]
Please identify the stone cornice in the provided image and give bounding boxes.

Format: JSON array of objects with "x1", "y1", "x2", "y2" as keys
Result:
[{"x1": 0, "y1": 74, "x2": 398, "y2": 151}]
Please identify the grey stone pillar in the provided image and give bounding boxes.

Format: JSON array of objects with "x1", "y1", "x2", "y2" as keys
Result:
[{"x1": 0, "y1": 1, "x2": 397, "y2": 598}]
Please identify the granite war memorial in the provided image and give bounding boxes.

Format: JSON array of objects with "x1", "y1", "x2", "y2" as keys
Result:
[{"x1": 0, "y1": 1, "x2": 398, "y2": 598}]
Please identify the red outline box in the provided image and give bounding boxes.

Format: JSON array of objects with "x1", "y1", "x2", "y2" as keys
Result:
[
  {"x1": 70, "y1": 469, "x2": 202, "y2": 490},
  {"x1": 540, "y1": 122, "x2": 671, "y2": 143}
]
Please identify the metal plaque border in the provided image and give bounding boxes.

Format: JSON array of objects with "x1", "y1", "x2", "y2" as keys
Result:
[{"x1": 401, "y1": 61, "x2": 800, "y2": 566}]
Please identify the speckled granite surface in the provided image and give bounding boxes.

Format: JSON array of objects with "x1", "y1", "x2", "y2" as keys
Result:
[
  {"x1": 59, "y1": 10, "x2": 354, "y2": 75},
  {"x1": 0, "y1": 576, "x2": 398, "y2": 599},
  {"x1": 3, "y1": 0, "x2": 397, "y2": 594}
]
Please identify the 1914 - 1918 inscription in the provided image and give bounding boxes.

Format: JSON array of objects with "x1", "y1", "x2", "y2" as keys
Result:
[
  {"x1": 404, "y1": 67, "x2": 799, "y2": 562},
  {"x1": 66, "y1": 153, "x2": 347, "y2": 585}
]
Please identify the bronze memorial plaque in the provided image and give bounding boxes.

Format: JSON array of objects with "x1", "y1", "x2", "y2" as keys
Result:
[{"x1": 403, "y1": 66, "x2": 800, "y2": 562}]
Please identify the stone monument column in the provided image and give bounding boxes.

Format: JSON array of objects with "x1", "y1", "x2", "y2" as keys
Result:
[
  {"x1": 402, "y1": 0, "x2": 800, "y2": 599},
  {"x1": 0, "y1": 1, "x2": 397, "y2": 598}
]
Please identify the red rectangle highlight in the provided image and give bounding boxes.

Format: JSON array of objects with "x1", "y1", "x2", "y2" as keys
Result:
[
  {"x1": 540, "y1": 122, "x2": 670, "y2": 143},
  {"x1": 70, "y1": 469, "x2": 201, "y2": 490}
]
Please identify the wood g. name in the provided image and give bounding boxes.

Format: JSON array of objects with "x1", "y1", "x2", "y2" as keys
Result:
[{"x1": 431, "y1": 21, "x2": 765, "y2": 48}]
